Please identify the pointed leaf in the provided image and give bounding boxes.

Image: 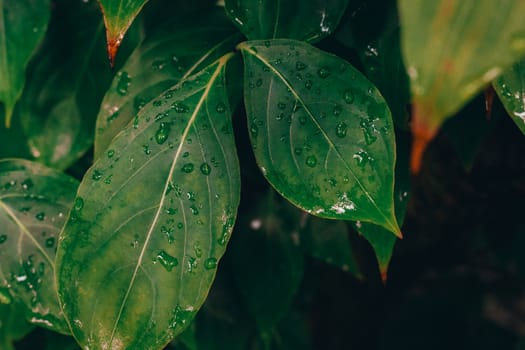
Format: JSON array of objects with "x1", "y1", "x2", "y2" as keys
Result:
[
  {"x1": 99, "y1": 0, "x2": 150, "y2": 64},
  {"x1": 398, "y1": 0, "x2": 525, "y2": 171},
  {"x1": 494, "y1": 60, "x2": 525, "y2": 135},
  {"x1": 225, "y1": 0, "x2": 349, "y2": 42},
  {"x1": 0, "y1": 159, "x2": 78, "y2": 333},
  {"x1": 239, "y1": 39, "x2": 401, "y2": 237},
  {"x1": 56, "y1": 55, "x2": 240, "y2": 349},
  {"x1": 95, "y1": 9, "x2": 239, "y2": 158}
]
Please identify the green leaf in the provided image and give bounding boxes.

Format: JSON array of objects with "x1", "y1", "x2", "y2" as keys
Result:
[
  {"x1": 99, "y1": 0, "x2": 150, "y2": 64},
  {"x1": 56, "y1": 55, "x2": 240, "y2": 350},
  {"x1": 224, "y1": 0, "x2": 349, "y2": 42},
  {"x1": 95, "y1": 8, "x2": 239, "y2": 159},
  {"x1": 398, "y1": 0, "x2": 525, "y2": 171},
  {"x1": 239, "y1": 39, "x2": 401, "y2": 237},
  {"x1": 493, "y1": 60, "x2": 525, "y2": 135},
  {"x1": 301, "y1": 216, "x2": 360, "y2": 277},
  {"x1": 0, "y1": 159, "x2": 78, "y2": 333},
  {"x1": 17, "y1": 0, "x2": 141, "y2": 170},
  {"x1": 0, "y1": 302, "x2": 34, "y2": 350},
  {"x1": 0, "y1": 0, "x2": 50, "y2": 127},
  {"x1": 231, "y1": 191, "x2": 304, "y2": 334}
]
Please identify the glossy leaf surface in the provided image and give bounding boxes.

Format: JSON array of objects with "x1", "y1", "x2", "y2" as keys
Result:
[
  {"x1": 399, "y1": 0, "x2": 525, "y2": 171},
  {"x1": 494, "y1": 60, "x2": 525, "y2": 135},
  {"x1": 95, "y1": 9, "x2": 239, "y2": 158},
  {"x1": 240, "y1": 39, "x2": 400, "y2": 237},
  {"x1": 0, "y1": 159, "x2": 78, "y2": 333},
  {"x1": 56, "y1": 56, "x2": 240, "y2": 349},
  {"x1": 0, "y1": 0, "x2": 50, "y2": 127},
  {"x1": 225, "y1": 0, "x2": 349, "y2": 42},
  {"x1": 99, "y1": 0, "x2": 149, "y2": 64},
  {"x1": 231, "y1": 191, "x2": 304, "y2": 334}
]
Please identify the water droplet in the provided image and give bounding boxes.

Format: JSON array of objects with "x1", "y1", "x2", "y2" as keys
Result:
[
  {"x1": 353, "y1": 150, "x2": 374, "y2": 168},
  {"x1": 298, "y1": 115, "x2": 307, "y2": 125},
  {"x1": 306, "y1": 155, "x2": 317, "y2": 167},
  {"x1": 104, "y1": 175, "x2": 113, "y2": 184},
  {"x1": 328, "y1": 178, "x2": 337, "y2": 187},
  {"x1": 35, "y1": 212, "x2": 45, "y2": 221},
  {"x1": 171, "y1": 102, "x2": 188, "y2": 113},
  {"x1": 116, "y1": 71, "x2": 131, "y2": 96},
  {"x1": 45, "y1": 237, "x2": 55, "y2": 248},
  {"x1": 181, "y1": 163, "x2": 194, "y2": 173},
  {"x1": 200, "y1": 163, "x2": 211, "y2": 175},
  {"x1": 190, "y1": 205, "x2": 199, "y2": 215},
  {"x1": 360, "y1": 118, "x2": 378, "y2": 145},
  {"x1": 250, "y1": 123, "x2": 259, "y2": 138},
  {"x1": 256, "y1": 79, "x2": 263, "y2": 87},
  {"x1": 161, "y1": 226, "x2": 175, "y2": 244},
  {"x1": 336, "y1": 121, "x2": 347, "y2": 138},
  {"x1": 74, "y1": 197, "x2": 84, "y2": 211},
  {"x1": 216, "y1": 103, "x2": 226, "y2": 113},
  {"x1": 155, "y1": 122, "x2": 171, "y2": 144},
  {"x1": 21, "y1": 178, "x2": 34, "y2": 190},
  {"x1": 305, "y1": 80, "x2": 313, "y2": 89},
  {"x1": 317, "y1": 67, "x2": 330, "y2": 79},
  {"x1": 156, "y1": 250, "x2": 178, "y2": 272},
  {"x1": 143, "y1": 144, "x2": 151, "y2": 155},
  {"x1": 0, "y1": 234, "x2": 6, "y2": 244},
  {"x1": 204, "y1": 258, "x2": 217, "y2": 270},
  {"x1": 343, "y1": 90, "x2": 354, "y2": 104},
  {"x1": 92, "y1": 170, "x2": 103, "y2": 181},
  {"x1": 296, "y1": 61, "x2": 307, "y2": 70},
  {"x1": 151, "y1": 59, "x2": 166, "y2": 71},
  {"x1": 294, "y1": 147, "x2": 302, "y2": 155},
  {"x1": 177, "y1": 222, "x2": 184, "y2": 229},
  {"x1": 0, "y1": 288, "x2": 11, "y2": 304},
  {"x1": 264, "y1": 40, "x2": 271, "y2": 47},
  {"x1": 107, "y1": 150, "x2": 115, "y2": 158},
  {"x1": 333, "y1": 104, "x2": 342, "y2": 116}
]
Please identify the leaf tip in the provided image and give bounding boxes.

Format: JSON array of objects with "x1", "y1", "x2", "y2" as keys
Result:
[
  {"x1": 410, "y1": 102, "x2": 440, "y2": 174},
  {"x1": 3, "y1": 103, "x2": 14, "y2": 128},
  {"x1": 380, "y1": 269, "x2": 388, "y2": 285}
]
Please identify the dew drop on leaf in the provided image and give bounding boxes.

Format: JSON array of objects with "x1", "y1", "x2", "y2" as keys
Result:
[
  {"x1": 181, "y1": 163, "x2": 194, "y2": 173},
  {"x1": 0, "y1": 234, "x2": 6, "y2": 244},
  {"x1": 305, "y1": 80, "x2": 313, "y2": 89},
  {"x1": 35, "y1": 212, "x2": 45, "y2": 221},
  {"x1": 317, "y1": 67, "x2": 331, "y2": 78},
  {"x1": 172, "y1": 102, "x2": 189, "y2": 113},
  {"x1": 204, "y1": 258, "x2": 217, "y2": 270},
  {"x1": 343, "y1": 90, "x2": 354, "y2": 104},
  {"x1": 74, "y1": 197, "x2": 84, "y2": 211},
  {"x1": 336, "y1": 121, "x2": 348, "y2": 138},
  {"x1": 116, "y1": 71, "x2": 131, "y2": 96},
  {"x1": 250, "y1": 123, "x2": 259, "y2": 138},
  {"x1": 333, "y1": 104, "x2": 342, "y2": 116},
  {"x1": 156, "y1": 250, "x2": 178, "y2": 272},
  {"x1": 45, "y1": 237, "x2": 55, "y2": 248},
  {"x1": 92, "y1": 170, "x2": 103, "y2": 181},
  {"x1": 306, "y1": 155, "x2": 317, "y2": 167},
  {"x1": 21, "y1": 178, "x2": 34, "y2": 190},
  {"x1": 200, "y1": 163, "x2": 211, "y2": 175},
  {"x1": 296, "y1": 61, "x2": 307, "y2": 71},
  {"x1": 155, "y1": 122, "x2": 171, "y2": 144},
  {"x1": 216, "y1": 102, "x2": 226, "y2": 113}
]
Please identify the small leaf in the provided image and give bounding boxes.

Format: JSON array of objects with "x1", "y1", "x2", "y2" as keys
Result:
[
  {"x1": 398, "y1": 0, "x2": 525, "y2": 172},
  {"x1": 493, "y1": 60, "x2": 525, "y2": 135},
  {"x1": 0, "y1": 0, "x2": 50, "y2": 127},
  {"x1": 239, "y1": 39, "x2": 401, "y2": 237},
  {"x1": 225, "y1": 0, "x2": 349, "y2": 42},
  {"x1": 0, "y1": 159, "x2": 78, "y2": 333},
  {"x1": 99, "y1": 0, "x2": 150, "y2": 65},
  {"x1": 95, "y1": 8, "x2": 239, "y2": 158},
  {"x1": 56, "y1": 55, "x2": 240, "y2": 349},
  {"x1": 231, "y1": 191, "x2": 304, "y2": 334}
]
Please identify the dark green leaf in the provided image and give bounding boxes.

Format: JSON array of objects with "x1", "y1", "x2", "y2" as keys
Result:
[
  {"x1": 494, "y1": 60, "x2": 525, "y2": 135},
  {"x1": 0, "y1": 0, "x2": 50, "y2": 127},
  {"x1": 99, "y1": 0, "x2": 149, "y2": 64},
  {"x1": 17, "y1": 0, "x2": 141, "y2": 170},
  {"x1": 231, "y1": 191, "x2": 304, "y2": 334},
  {"x1": 0, "y1": 302, "x2": 34, "y2": 350},
  {"x1": 239, "y1": 39, "x2": 401, "y2": 237},
  {"x1": 56, "y1": 56, "x2": 240, "y2": 349},
  {"x1": 0, "y1": 159, "x2": 78, "y2": 333},
  {"x1": 301, "y1": 216, "x2": 360, "y2": 277},
  {"x1": 225, "y1": 0, "x2": 349, "y2": 42},
  {"x1": 95, "y1": 8, "x2": 239, "y2": 158},
  {"x1": 398, "y1": 0, "x2": 525, "y2": 171}
]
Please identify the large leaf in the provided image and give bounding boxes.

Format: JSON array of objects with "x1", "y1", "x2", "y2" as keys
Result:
[
  {"x1": 0, "y1": 0, "x2": 50, "y2": 127},
  {"x1": 56, "y1": 55, "x2": 240, "y2": 349},
  {"x1": 95, "y1": 8, "x2": 239, "y2": 158},
  {"x1": 239, "y1": 39, "x2": 401, "y2": 237},
  {"x1": 0, "y1": 159, "x2": 78, "y2": 333},
  {"x1": 17, "y1": 0, "x2": 141, "y2": 170},
  {"x1": 398, "y1": 0, "x2": 525, "y2": 172},
  {"x1": 493, "y1": 60, "x2": 525, "y2": 135},
  {"x1": 99, "y1": 0, "x2": 149, "y2": 64},
  {"x1": 0, "y1": 302, "x2": 34, "y2": 350},
  {"x1": 224, "y1": 0, "x2": 349, "y2": 43}
]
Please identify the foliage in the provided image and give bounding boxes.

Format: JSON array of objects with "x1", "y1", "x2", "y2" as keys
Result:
[{"x1": 1, "y1": 0, "x2": 525, "y2": 349}]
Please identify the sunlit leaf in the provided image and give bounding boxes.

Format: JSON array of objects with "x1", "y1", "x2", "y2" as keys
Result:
[
  {"x1": 239, "y1": 39, "x2": 401, "y2": 237},
  {"x1": 56, "y1": 55, "x2": 240, "y2": 349},
  {"x1": 0, "y1": 159, "x2": 78, "y2": 333},
  {"x1": 224, "y1": 0, "x2": 349, "y2": 42},
  {"x1": 398, "y1": 0, "x2": 525, "y2": 172},
  {"x1": 95, "y1": 8, "x2": 239, "y2": 158},
  {"x1": 17, "y1": 0, "x2": 141, "y2": 170},
  {"x1": 493, "y1": 60, "x2": 525, "y2": 135},
  {"x1": 99, "y1": 0, "x2": 150, "y2": 64},
  {"x1": 0, "y1": 0, "x2": 50, "y2": 127},
  {"x1": 231, "y1": 191, "x2": 304, "y2": 334}
]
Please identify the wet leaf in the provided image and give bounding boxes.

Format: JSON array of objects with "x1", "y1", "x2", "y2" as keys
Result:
[
  {"x1": 17, "y1": 0, "x2": 141, "y2": 170},
  {"x1": 231, "y1": 191, "x2": 304, "y2": 334},
  {"x1": 398, "y1": 0, "x2": 525, "y2": 172},
  {"x1": 56, "y1": 55, "x2": 240, "y2": 349},
  {"x1": 95, "y1": 8, "x2": 239, "y2": 158},
  {"x1": 0, "y1": 159, "x2": 78, "y2": 333},
  {"x1": 239, "y1": 39, "x2": 401, "y2": 237},
  {"x1": 99, "y1": 0, "x2": 149, "y2": 65},
  {"x1": 225, "y1": 0, "x2": 349, "y2": 42},
  {"x1": 0, "y1": 0, "x2": 50, "y2": 127},
  {"x1": 493, "y1": 60, "x2": 525, "y2": 135}
]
